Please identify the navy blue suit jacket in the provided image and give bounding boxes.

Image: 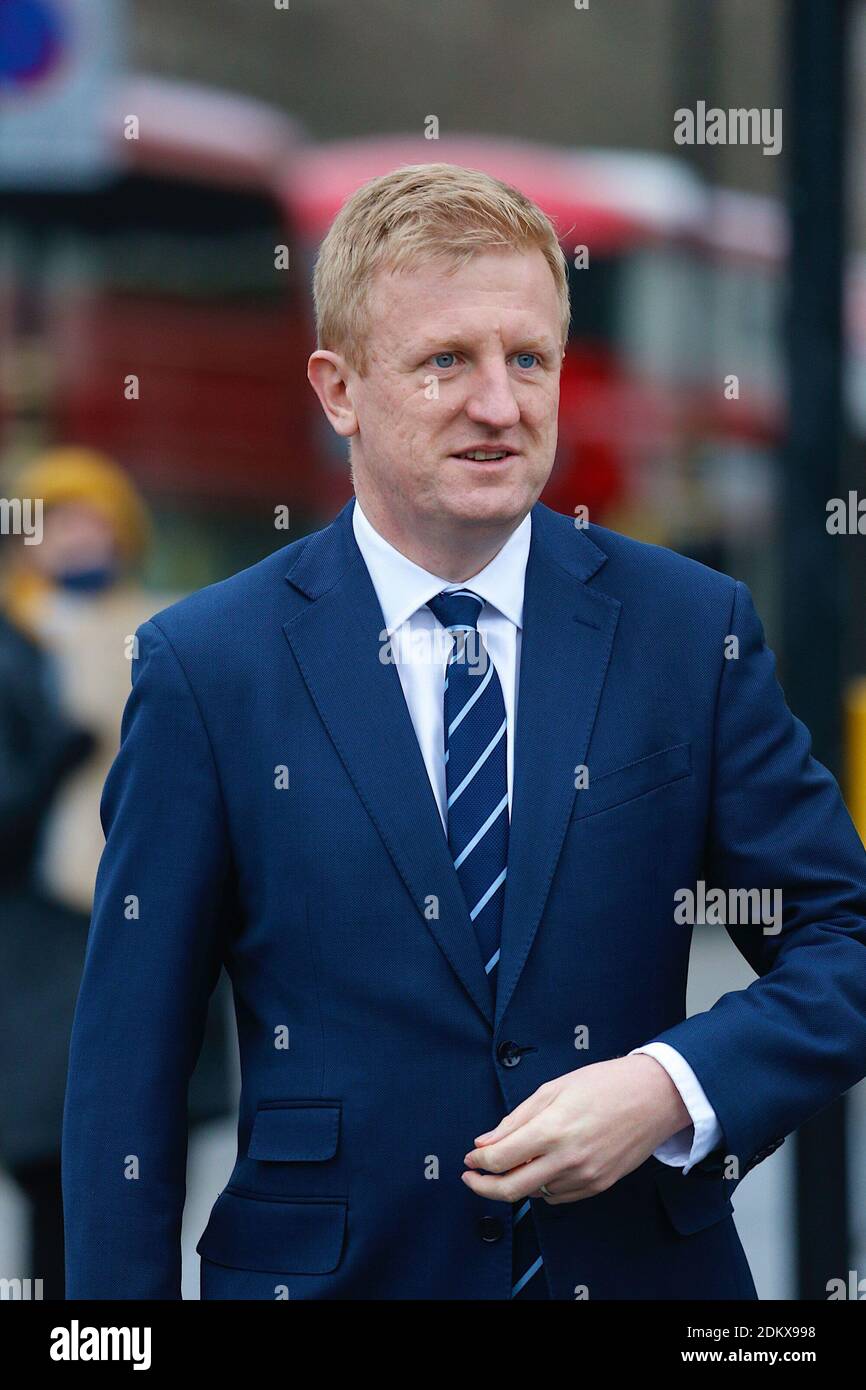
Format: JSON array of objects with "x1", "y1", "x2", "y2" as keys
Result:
[{"x1": 62, "y1": 499, "x2": 866, "y2": 1299}]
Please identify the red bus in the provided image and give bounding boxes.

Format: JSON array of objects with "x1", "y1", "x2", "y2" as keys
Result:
[{"x1": 2, "y1": 106, "x2": 791, "y2": 590}]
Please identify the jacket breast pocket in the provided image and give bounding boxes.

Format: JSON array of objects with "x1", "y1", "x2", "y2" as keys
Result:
[
  {"x1": 570, "y1": 742, "x2": 692, "y2": 822},
  {"x1": 247, "y1": 1100, "x2": 341, "y2": 1162}
]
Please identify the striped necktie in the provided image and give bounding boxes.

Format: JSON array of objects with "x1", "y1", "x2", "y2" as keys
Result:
[{"x1": 427, "y1": 588, "x2": 546, "y2": 1300}]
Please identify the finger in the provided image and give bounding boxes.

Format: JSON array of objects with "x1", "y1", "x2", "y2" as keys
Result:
[
  {"x1": 539, "y1": 1185, "x2": 593, "y2": 1205},
  {"x1": 529, "y1": 1173, "x2": 571, "y2": 1198},
  {"x1": 465, "y1": 1107, "x2": 560, "y2": 1175},
  {"x1": 472, "y1": 1084, "x2": 556, "y2": 1146},
  {"x1": 461, "y1": 1154, "x2": 562, "y2": 1205}
]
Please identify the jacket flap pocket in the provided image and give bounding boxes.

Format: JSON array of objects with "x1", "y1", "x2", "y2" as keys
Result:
[
  {"x1": 248, "y1": 1101, "x2": 340, "y2": 1162},
  {"x1": 571, "y1": 742, "x2": 692, "y2": 821},
  {"x1": 196, "y1": 1190, "x2": 347, "y2": 1274},
  {"x1": 653, "y1": 1163, "x2": 734, "y2": 1235}
]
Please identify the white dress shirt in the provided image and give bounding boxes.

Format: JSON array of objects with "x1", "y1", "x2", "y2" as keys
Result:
[{"x1": 351, "y1": 496, "x2": 722, "y2": 1172}]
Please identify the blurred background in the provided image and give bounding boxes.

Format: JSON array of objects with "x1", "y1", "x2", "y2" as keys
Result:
[{"x1": 0, "y1": 0, "x2": 864, "y2": 1300}]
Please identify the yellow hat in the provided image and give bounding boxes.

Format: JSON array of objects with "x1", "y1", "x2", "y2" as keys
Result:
[
  {"x1": 12, "y1": 447, "x2": 151, "y2": 563},
  {"x1": 2, "y1": 447, "x2": 151, "y2": 634}
]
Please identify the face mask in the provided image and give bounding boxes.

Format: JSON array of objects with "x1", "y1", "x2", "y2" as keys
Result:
[{"x1": 55, "y1": 565, "x2": 118, "y2": 594}]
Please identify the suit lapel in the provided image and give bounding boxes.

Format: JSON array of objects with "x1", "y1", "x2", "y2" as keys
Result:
[
  {"x1": 493, "y1": 506, "x2": 621, "y2": 1028},
  {"x1": 282, "y1": 500, "x2": 496, "y2": 1026}
]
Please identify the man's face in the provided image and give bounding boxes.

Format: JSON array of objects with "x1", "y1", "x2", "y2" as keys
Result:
[{"x1": 344, "y1": 247, "x2": 563, "y2": 534}]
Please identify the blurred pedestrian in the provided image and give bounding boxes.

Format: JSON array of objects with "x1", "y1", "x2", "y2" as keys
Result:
[
  {"x1": 5, "y1": 447, "x2": 155, "y2": 913},
  {"x1": 1, "y1": 447, "x2": 232, "y2": 1297},
  {"x1": 0, "y1": 599, "x2": 93, "y2": 1300}
]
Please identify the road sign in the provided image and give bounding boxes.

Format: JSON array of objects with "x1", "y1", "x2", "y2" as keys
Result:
[{"x1": 0, "y1": 0, "x2": 126, "y2": 187}]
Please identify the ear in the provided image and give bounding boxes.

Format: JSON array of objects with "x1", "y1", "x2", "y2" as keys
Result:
[{"x1": 307, "y1": 351, "x2": 359, "y2": 439}]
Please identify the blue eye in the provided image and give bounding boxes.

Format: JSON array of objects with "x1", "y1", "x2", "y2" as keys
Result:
[
  {"x1": 515, "y1": 352, "x2": 539, "y2": 369},
  {"x1": 432, "y1": 353, "x2": 457, "y2": 369}
]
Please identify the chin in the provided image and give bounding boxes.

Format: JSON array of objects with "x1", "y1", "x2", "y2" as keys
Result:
[{"x1": 444, "y1": 488, "x2": 533, "y2": 527}]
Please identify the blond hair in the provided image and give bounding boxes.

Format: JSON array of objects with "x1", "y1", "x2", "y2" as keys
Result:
[{"x1": 311, "y1": 163, "x2": 570, "y2": 376}]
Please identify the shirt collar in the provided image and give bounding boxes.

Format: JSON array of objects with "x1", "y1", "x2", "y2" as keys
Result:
[{"x1": 352, "y1": 495, "x2": 531, "y2": 636}]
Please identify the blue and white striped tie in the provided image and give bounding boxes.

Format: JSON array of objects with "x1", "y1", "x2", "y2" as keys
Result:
[{"x1": 427, "y1": 588, "x2": 546, "y2": 1300}]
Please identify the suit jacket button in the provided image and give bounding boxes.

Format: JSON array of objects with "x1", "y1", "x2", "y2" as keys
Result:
[
  {"x1": 479, "y1": 1216, "x2": 504, "y2": 1242},
  {"x1": 497, "y1": 1040, "x2": 523, "y2": 1067}
]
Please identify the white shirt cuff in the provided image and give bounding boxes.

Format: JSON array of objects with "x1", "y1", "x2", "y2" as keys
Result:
[{"x1": 629, "y1": 1041, "x2": 723, "y2": 1173}]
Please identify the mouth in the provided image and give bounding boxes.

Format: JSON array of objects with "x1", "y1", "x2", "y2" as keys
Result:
[{"x1": 449, "y1": 448, "x2": 518, "y2": 466}]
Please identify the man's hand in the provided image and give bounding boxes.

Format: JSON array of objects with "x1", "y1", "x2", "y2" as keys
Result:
[{"x1": 462, "y1": 1055, "x2": 693, "y2": 1205}]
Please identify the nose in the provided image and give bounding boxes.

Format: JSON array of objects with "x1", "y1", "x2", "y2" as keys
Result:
[{"x1": 463, "y1": 360, "x2": 521, "y2": 431}]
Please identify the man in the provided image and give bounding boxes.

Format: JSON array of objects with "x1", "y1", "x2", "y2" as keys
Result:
[{"x1": 63, "y1": 163, "x2": 866, "y2": 1300}]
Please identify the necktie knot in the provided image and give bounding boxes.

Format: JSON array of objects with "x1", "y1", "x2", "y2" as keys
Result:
[{"x1": 426, "y1": 588, "x2": 483, "y2": 634}]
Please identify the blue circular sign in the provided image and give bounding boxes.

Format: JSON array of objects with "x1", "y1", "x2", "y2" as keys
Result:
[{"x1": 0, "y1": 0, "x2": 66, "y2": 89}]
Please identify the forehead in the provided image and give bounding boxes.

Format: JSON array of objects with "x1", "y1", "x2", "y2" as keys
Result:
[{"x1": 367, "y1": 246, "x2": 560, "y2": 345}]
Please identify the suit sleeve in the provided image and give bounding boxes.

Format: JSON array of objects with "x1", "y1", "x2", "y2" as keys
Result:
[
  {"x1": 62, "y1": 619, "x2": 232, "y2": 1298},
  {"x1": 646, "y1": 580, "x2": 866, "y2": 1175}
]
